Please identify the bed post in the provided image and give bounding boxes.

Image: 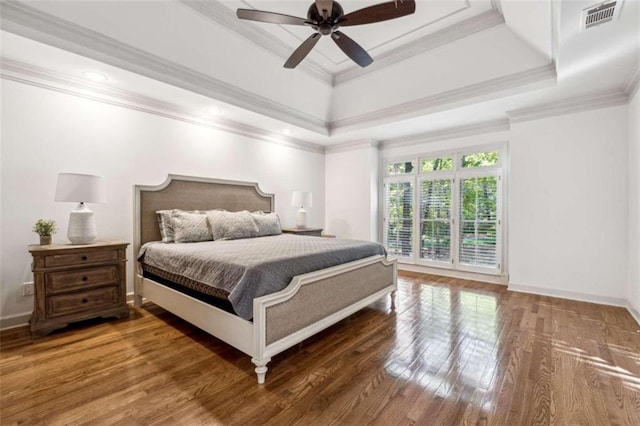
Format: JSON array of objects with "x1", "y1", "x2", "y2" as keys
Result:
[
  {"x1": 251, "y1": 357, "x2": 271, "y2": 384},
  {"x1": 134, "y1": 273, "x2": 144, "y2": 307}
]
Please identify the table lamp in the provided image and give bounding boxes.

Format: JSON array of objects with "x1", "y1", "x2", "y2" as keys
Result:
[
  {"x1": 291, "y1": 191, "x2": 312, "y2": 228},
  {"x1": 54, "y1": 173, "x2": 106, "y2": 244}
]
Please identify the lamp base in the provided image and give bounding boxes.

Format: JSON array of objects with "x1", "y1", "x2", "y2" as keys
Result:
[
  {"x1": 67, "y1": 203, "x2": 97, "y2": 245},
  {"x1": 295, "y1": 208, "x2": 307, "y2": 228}
]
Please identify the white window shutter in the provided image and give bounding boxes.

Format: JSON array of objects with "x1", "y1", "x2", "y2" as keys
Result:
[
  {"x1": 419, "y1": 178, "x2": 452, "y2": 263},
  {"x1": 458, "y1": 176, "x2": 499, "y2": 268},
  {"x1": 384, "y1": 180, "x2": 414, "y2": 259}
]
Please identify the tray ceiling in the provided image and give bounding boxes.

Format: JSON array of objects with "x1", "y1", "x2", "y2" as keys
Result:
[
  {"x1": 0, "y1": 0, "x2": 638, "y2": 148},
  {"x1": 224, "y1": 0, "x2": 480, "y2": 70}
]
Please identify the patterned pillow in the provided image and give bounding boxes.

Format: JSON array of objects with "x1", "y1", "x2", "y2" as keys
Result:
[
  {"x1": 156, "y1": 210, "x2": 175, "y2": 243},
  {"x1": 207, "y1": 210, "x2": 259, "y2": 240},
  {"x1": 172, "y1": 210, "x2": 212, "y2": 243},
  {"x1": 251, "y1": 211, "x2": 282, "y2": 237}
]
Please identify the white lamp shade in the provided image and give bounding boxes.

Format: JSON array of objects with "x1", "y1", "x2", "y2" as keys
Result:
[
  {"x1": 291, "y1": 191, "x2": 312, "y2": 208},
  {"x1": 55, "y1": 173, "x2": 106, "y2": 203}
]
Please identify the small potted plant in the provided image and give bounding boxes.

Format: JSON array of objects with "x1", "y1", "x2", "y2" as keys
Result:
[{"x1": 33, "y1": 219, "x2": 57, "y2": 245}]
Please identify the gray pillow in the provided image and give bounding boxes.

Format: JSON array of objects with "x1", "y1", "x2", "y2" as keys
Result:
[
  {"x1": 156, "y1": 210, "x2": 175, "y2": 243},
  {"x1": 251, "y1": 211, "x2": 282, "y2": 237},
  {"x1": 207, "y1": 210, "x2": 259, "y2": 240},
  {"x1": 172, "y1": 210, "x2": 212, "y2": 243}
]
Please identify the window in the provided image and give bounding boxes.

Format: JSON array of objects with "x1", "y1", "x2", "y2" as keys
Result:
[
  {"x1": 387, "y1": 160, "x2": 416, "y2": 175},
  {"x1": 419, "y1": 178, "x2": 452, "y2": 263},
  {"x1": 383, "y1": 147, "x2": 504, "y2": 274},
  {"x1": 384, "y1": 180, "x2": 414, "y2": 259},
  {"x1": 461, "y1": 150, "x2": 499, "y2": 168},
  {"x1": 421, "y1": 156, "x2": 452, "y2": 172},
  {"x1": 459, "y1": 176, "x2": 498, "y2": 267}
]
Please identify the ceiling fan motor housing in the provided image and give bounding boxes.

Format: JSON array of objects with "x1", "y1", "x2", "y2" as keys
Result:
[{"x1": 308, "y1": 1, "x2": 344, "y2": 35}]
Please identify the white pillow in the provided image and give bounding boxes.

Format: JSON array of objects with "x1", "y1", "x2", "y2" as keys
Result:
[
  {"x1": 251, "y1": 211, "x2": 282, "y2": 237},
  {"x1": 171, "y1": 210, "x2": 212, "y2": 243},
  {"x1": 156, "y1": 209, "x2": 175, "y2": 243},
  {"x1": 207, "y1": 210, "x2": 259, "y2": 240}
]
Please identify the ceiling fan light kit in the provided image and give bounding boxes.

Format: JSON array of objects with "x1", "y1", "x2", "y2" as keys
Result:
[{"x1": 237, "y1": 0, "x2": 416, "y2": 69}]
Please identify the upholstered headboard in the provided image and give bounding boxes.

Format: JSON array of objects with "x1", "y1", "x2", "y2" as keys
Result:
[{"x1": 134, "y1": 175, "x2": 274, "y2": 252}]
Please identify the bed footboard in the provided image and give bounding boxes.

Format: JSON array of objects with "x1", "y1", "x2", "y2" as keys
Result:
[{"x1": 251, "y1": 255, "x2": 397, "y2": 383}]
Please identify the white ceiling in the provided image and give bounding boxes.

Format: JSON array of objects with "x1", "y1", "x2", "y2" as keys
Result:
[
  {"x1": 226, "y1": 0, "x2": 488, "y2": 71},
  {"x1": 0, "y1": 0, "x2": 638, "y2": 148}
]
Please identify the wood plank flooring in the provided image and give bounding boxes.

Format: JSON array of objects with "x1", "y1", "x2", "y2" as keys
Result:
[{"x1": 1, "y1": 272, "x2": 639, "y2": 425}]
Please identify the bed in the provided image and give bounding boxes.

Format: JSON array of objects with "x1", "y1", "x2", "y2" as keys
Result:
[{"x1": 134, "y1": 175, "x2": 397, "y2": 383}]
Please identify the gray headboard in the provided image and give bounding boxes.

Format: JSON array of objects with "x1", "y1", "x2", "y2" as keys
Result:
[{"x1": 134, "y1": 175, "x2": 274, "y2": 252}]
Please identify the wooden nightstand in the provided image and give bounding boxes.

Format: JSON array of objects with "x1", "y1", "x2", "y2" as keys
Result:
[
  {"x1": 281, "y1": 227, "x2": 323, "y2": 237},
  {"x1": 28, "y1": 240, "x2": 130, "y2": 338}
]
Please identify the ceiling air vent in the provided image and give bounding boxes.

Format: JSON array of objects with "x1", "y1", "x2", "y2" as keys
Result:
[{"x1": 582, "y1": 1, "x2": 621, "y2": 29}]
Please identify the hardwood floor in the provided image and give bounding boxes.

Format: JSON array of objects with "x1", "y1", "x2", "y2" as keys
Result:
[{"x1": 1, "y1": 272, "x2": 639, "y2": 425}]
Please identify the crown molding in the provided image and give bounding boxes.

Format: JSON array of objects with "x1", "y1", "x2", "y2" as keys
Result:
[
  {"x1": 331, "y1": 63, "x2": 556, "y2": 134},
  {"x1": 179, "y1": 0, "x2": 333, "y2": 87},
  {"x1": 0, "y1": 58, "x2": 325, "y2": 154},
  {"x1": 506, "y1": 91, "x2": 629, "y2": 123},
  {"x1": 334, "y1": 10, "x2": 505, "y2": 86},
  {"x1": 325, "y1": 139, "x2": 379, "y2": 154},
  {"x1": 625, "y1": 64, "x2": 640, "y2": 101},
  {"x1": 490, "y1": 0, "x2": 504, "y2": 16},
  {"x1": 379, "y1": 119, "x2": 510, "y2": 150},
  {"x1": 0, "y1": 0, "x2": 329, "y2": 136}
]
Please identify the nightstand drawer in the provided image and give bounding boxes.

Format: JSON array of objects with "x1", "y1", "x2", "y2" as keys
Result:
[
  {"x1": 44, "y1": 249, "x2": 119, "y2": 268},
  {"x1": 47, "y1": 286, "x2": 119, "y2": 318},
  {"x1": 46, "y1": 266, "x2": 119, "y2": 294}
]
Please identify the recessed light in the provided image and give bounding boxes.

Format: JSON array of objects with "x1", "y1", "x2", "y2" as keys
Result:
[{"x1": 82, "y1": 71, "x2": 108, "y2": 82}]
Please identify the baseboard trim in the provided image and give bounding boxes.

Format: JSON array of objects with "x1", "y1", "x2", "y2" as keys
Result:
[
  {"x1": 398, "y1": 264, "x2": 508, "y2": 285},
  {"x1": 508, "y1": 282, "x2": 627, "y2": 307},
  {"x1": 0, "y1": 293, "x2": 137, "y2": 331},
  {"x1": 625, "y1": 303, "x2": 640, "y2": 327},
  {"x1": 0, "y1": 312, "x2": 31, "y2": 330}
]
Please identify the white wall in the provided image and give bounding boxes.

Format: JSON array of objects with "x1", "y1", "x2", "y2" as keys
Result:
[
  {"x1": 628, "y1": 90, "x2": 640, "y2": 317},
  {"x1": 0, "y1": 80, "x2": 325, "y2": 325},
  {"x1": 509, "y1": 106, "x2": 629, "y2": 302},
  {"x1": 325, "y1": 144, "x2": 379, "y2": 240}
]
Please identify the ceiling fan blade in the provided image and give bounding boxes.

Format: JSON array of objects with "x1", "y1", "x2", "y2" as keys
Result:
[
  {"x1": 284, "y1": 33, "x2": 321, "y2": 69},
  {"x1": 237, "y1": 9, "x2": 310, "y2": 26},
  {"x1": 339, "y1": 0, "x2": 416, "y2": 27},
  {"x1": 331, "y1": 31, "x2": 373, "y2": 68},
  {"x1": 315, "y1": 0, "x2": 333, "y2": 20}
]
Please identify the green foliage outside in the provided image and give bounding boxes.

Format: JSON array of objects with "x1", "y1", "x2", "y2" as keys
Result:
[
  {"x1": 421, "y1": 157, "x2": 452, "y2": 172},
  {"x1": 461, "y1": 151, "x2": 499, "y2": 168},
  {"x1": 387, "y1": 161, "x2": 415, "y2": 175}
]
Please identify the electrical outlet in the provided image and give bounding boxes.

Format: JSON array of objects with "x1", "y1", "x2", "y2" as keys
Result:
[{"x1": 22, "y1": 282, "x2": 34, "y2": 296}]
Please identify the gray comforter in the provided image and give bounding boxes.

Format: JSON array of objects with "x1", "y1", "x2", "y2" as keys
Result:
[{"x1": 138, "y1": 234, "x2": 386, "y2": 320}]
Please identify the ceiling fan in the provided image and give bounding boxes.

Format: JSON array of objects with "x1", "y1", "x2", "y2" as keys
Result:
[{"x1": 236, "y1": 0, "x2": 416, "y2": 69}]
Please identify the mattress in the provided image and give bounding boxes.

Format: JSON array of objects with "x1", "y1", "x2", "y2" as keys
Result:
[{"x1": 138, "y1": 234, "x2": 387, "y2": 319}]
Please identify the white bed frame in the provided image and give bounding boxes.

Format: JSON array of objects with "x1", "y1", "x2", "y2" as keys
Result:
[{"x1": 134, "y1": 175, "x2": 397, "y2": 383}]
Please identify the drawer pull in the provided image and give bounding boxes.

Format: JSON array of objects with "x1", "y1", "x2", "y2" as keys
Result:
[
  {"x1": 82, "y1": 276, "x2": 88, "y2": 282},
  {"x1": 82, "y1": 298, "x2": 89, "y2": 303},
  {"x1": 81, "y1": 256, "x2": 88, "y2": 261}
]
